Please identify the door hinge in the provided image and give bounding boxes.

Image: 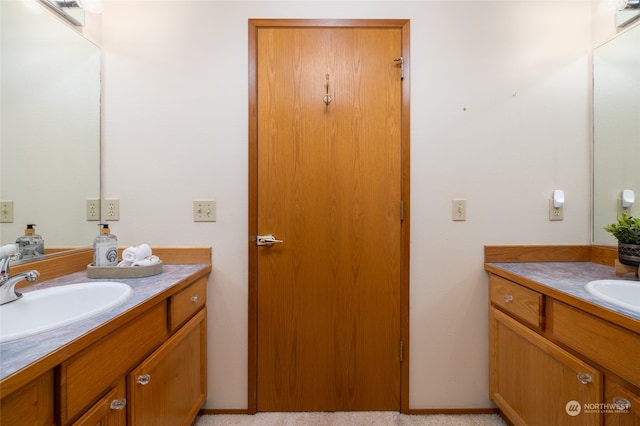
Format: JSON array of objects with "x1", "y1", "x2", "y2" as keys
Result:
[
  {"x1": 400, "y1": 200, "x2": 405, "y2": 222},
  {"x1": 394, "y1": 57, "x2": 405, "y2": 80}
]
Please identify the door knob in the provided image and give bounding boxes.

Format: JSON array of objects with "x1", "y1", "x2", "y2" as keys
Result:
[{"x1": 257, "y1": 234, "x2": 283, "y2": 246}]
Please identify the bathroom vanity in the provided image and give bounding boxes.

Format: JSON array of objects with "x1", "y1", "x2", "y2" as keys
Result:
[
  {"x1": 0, "y1": 248, "x2": 211, "y2": 426},
  {"x1": 485, "y1": 245, "x2": 640, "y2": 426}
]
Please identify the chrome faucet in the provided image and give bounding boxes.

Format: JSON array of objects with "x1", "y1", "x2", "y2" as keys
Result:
[{"x1": 0, "y1": 253, "x2": 40, "y2": 305}]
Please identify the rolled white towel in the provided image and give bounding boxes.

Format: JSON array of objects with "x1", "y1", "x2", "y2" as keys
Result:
[
  {"x1": 0, "y1": 244, "x2": 17, "y2": 257},
  {"x1": 122, "y1": 244, "x2": 152, "y2": 262},
  {"x1": 132, "y1": 255, "x2": 161, "y2": 267},
  {"x1": 117, "y1": 260, "x2": 133, "y2": 267}
]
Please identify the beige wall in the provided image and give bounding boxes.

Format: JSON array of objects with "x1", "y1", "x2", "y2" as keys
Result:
[{"x1": 99, "y1": 0, "x2": 623, "y2": 410}]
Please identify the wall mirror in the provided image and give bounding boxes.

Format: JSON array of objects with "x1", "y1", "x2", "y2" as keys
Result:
[
  {"x1": 592, "y1": 24, "x2": 640, "y2": 245},
  {"x1": 0, "y1": 0, "x2": 101, "y2": 258}
]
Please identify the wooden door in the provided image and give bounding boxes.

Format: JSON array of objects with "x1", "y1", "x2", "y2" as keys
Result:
[{"x1": 250, "y1": 21, "x2": 409, "y2": 412}]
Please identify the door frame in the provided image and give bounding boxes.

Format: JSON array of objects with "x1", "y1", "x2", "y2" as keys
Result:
[{"x1": 248, "y1": 18, "x2": 411, "y2": 413}]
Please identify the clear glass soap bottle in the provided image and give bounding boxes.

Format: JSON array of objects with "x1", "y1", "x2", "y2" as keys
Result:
[
  {"x1": 16, "y1": 224, "x2": 44, "y2": 259},
  {"x1": 93, "y1": 224, "x2": 118, "y2": 266}
]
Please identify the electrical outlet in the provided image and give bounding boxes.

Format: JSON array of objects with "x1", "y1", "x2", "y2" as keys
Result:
[
  {"x1": 86, "y1": 199, "x2": 100, "y2": 221},
  {"x1": 618, "y1": 198, "x2": 633, "y2": 218},
  {"x1": 549, "y1": 199, "x2": 564, "y2": 221},
  {"x1": 105, "y1": 199, "x2": 120, "y2": 221},
  {"x1": 0, "y1": 201, "x2": 14, "y2": 223},
  {"x1": 452, "y1": 199, "x2": 467, "y2": 221},
  {"x1": 193, "y1": 200, "x2": 216, "y2": 222}
]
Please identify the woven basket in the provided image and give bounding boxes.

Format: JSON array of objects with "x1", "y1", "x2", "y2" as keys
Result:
[{"x1": 618, "y1": 243, "x2": 640, "y2": 267}]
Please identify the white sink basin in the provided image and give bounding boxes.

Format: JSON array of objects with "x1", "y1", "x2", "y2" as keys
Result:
[
  {"x1": 0, "y1": 282, "x2": 132, "y2": 343},
  {"x1": 585, "y1": 280, "x2": 640, "y2": 314}
]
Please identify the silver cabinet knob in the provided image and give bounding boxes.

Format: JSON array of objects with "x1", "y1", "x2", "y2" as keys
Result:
[
  {"x1": 110, "y1": 398, "x2": 126, "y2": 410},
  {"x1": 613, "y1": 397, "x2": 631, "y2": 411},
  {"x1": 136, "y1": 374, "x2": 151, "y2": 385},
  {"x1": 503, "y1": 295, "x2": 514, "y2": 302},
  {"x1": 576, "y1": 372, "x2": 593, "y2": 384}
]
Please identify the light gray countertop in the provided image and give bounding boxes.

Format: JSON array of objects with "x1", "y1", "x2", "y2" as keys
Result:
[
  {"x1": 0, "y1": 264, "x2": 210, "y2": 381},
  {"x1": 486, "y1": 262, "x2": 640, "y2": 322}
]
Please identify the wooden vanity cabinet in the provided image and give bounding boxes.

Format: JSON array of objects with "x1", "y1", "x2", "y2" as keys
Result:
[
  {"x1": 489, "y1": 273, "x2": 640, "y2": 426},
  {"x1": 490, "y1": 307, "x2": 602, "y2": 426},
  {"x1": 59, "y1": 303, "x2": 168, "y2": 424},
  {"x1": 55, "y1": 276, "x2": 208, "y2": 425},
  {"x1": 128, "y1": 308, "x2": 206, "y2": 425},
  {"x1": 0, "y1": 370, "x2": 54, "y2": 426}
]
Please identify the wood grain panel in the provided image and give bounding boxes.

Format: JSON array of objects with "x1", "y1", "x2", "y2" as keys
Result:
[
  {"x1": 491, "y1": 307, "x2": 601, "y2": 426},
  {"x1": 169, "y1": 276, "x2": 207, "y2": 331},
  {"x1": 591, "y1": 245, "x2": 618, "y2": 267},
  {"x1": 71, "y1": 379, "x2": 126, "y2": 426},
  {"x1": 490, "y1": 275, "x2": 544, "y2": 330},
  {"x1": 605, "y1": 377, "x2": 640, "y2": 425},
  {"x1": 0, "y1": 370, "x2": 54, "y2": 426},
  {"x1": 485, "y1": 245, "x2": 592, "y2": 263},
  {"x1": 59, "y1": 303, "x2": 168, "y2": 424},
  {"x1": 129, "y1": 309, "x2": 207, "y2": 426},
  {"x1": 12, "y1": 249, "x2": 93, "y2": 285},
  {"x1": 11, "y1": 247, "x2": 211, "y2": 291},
  {"x1": 549, "y1": 300, "x2": 640, "y2": 387},
  {"x1": 256, "y1": 26, "x2": 402, "y2": 411}
]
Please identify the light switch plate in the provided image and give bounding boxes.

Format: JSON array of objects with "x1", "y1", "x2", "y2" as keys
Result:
[
  {"x1": 193, "y1": 200, "x2": 216, "y2": 222},
  {"x1": 452, "y1": 199, "x2": 467, "y2": 221}
]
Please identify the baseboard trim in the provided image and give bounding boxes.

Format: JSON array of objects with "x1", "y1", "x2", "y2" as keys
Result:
[
  {"x1": 198, "y1": 408, "x2": 500, "y2": 416},
  {"x1": 199, "y1": 409, "x2": 252, "y2": 415},
  {"x1": 406, "y1": 408, "x2": 500, "y2": 415}
]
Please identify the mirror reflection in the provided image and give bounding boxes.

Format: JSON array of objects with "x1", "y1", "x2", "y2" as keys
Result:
[
  {"x1": 593, "y1": 24, "x2": 640, "y2": 245},
  {"x1": 0, "y1": 0, "x2": 101, "y2": 253}
]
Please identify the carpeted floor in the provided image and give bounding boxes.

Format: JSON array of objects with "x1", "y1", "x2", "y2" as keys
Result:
[{"x1": 193, "y1": 412, "x2": 508, "y2": 425}]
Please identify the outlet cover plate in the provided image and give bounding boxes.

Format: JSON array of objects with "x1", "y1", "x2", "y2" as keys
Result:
[
  {"x1": 105, "y1": 199, "x2": 120, "y2": 221},
  {"x1": 86, "y1": 199, "x2": 100, "y2": 221},
  {"x1": 549, "y1": 199, "x2": 564, "y2": 221}
]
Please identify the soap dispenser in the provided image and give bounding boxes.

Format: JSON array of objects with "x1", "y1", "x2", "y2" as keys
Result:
[
  {"x1": 16, "y1": 224, "x2": 44, "y2": 259},
  {"x1": 93, "y1": 224, "x2": 118, "y2": 267}
]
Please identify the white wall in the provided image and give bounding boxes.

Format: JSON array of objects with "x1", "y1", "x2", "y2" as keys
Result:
[{"x1": 101, "y1": 1, "x2": 597, "y2": 410}]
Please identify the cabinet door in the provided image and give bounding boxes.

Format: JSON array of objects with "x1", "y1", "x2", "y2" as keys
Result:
[
  {"x1": 129, "y1": 308, "x2": 207, "y2": 426},
  {"x1": 72, "y1": 379, "x2": 126, "y2": 426},
  {"x1": 490, "y1": 307, "x2": 602, "y2": 426},
  {"x1": 0, "y1": 370, "x2": 54, "y2": 426},
  {"x1": 605, "y1": 377, "x2": 640, "y2": 426}
]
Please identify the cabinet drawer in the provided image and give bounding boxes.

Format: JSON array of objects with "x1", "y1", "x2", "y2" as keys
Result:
[
  {"x1": 490, "y1": 275, "x2": 544, "y2": 330},
  {"x1": 59, "y1": 303, "x2": 168, "y2": 424},
  {"x1": 550, "y1": 300, "x2": 640, "y2": 388},
  {"x1": 169, "y1": 276, "x2": 207, "y2": 331}
]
